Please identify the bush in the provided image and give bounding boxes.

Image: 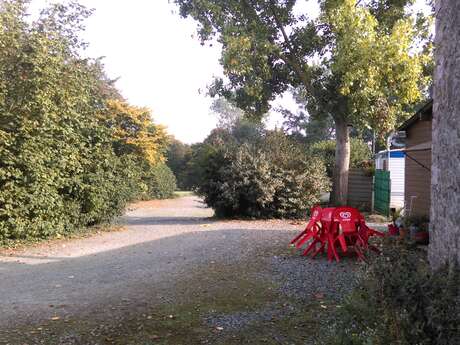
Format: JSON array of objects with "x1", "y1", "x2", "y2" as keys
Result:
[
  {"x1": 166, "y1": 138, "x2": 193, "y2": 190},
  {"x1": 0, "y1": 2, "x2": 172, "y2": 242},
  {"x1": 329, "y1": 239, "x2": 460, "y2": 345},
  {"x1": 196, "y1": 129, "x2": 330, "y2": 218},
  {"x1": 142, "y1": 162, "x2": 177, "y2": 200},
  {"x1": 75, "y1": 154, "x2": 144, "y2": 227}
]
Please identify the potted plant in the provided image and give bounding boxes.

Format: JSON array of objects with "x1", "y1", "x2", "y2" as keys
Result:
[
  {"x1": 402, "y1": 215, "x2": 429, "y2": 244},
  {"x1": 389, "y1": 207, "x2": 403, "y2": 236}
]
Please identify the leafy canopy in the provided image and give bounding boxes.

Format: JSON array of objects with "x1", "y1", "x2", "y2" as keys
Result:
[
  {"x1": 321, "y1": 0, "x2": 431, "y2": 134},
  {"x1": 103, "y1": 100, "x2": 169, "y2": 165},
  {"x1": 175, "y1": 0, "x2": 431, "y2": 136}
]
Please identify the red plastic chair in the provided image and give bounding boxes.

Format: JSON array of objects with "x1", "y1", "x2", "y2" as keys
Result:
[
  {"x1": 357, "y1": 216, "x2": 385, "y2": 253},
  {"x1": 302, "y1": 207, "x2": 335, "y2": 258},
  {"x1": 330, "y1": 207, "x2": 367, "y2": 261},
  {"x1": 290, "y1": 205, "x2": 385, "y2": 262},
  {"x1": 290, "y1": 206, "x2": 322, "y2": 247}
]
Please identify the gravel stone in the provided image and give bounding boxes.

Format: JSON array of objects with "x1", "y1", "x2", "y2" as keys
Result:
[{"x1": 0, "y1": 196, "x2": 372, "y2": 344}]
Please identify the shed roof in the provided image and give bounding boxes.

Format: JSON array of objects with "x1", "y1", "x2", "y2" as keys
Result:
[{"x1": 398, "y1": 100, "x2": 433, "y2": 131}]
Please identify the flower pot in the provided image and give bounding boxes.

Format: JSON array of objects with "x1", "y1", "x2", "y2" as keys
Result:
[
  {"x1": 399, "y1": 228, "x2": 408, "y2": 240},
  {"x1": 409, "y1": 225, "x2": 420, "y2": 239},
  {"x1": 388, "y1": 224, "x2": 399, "y2": 236},
  {"x1": 414, "y1": 231, "x2": 429, "y2": 245}
]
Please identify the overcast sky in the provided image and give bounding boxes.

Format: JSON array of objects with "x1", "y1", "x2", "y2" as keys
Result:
[{"x1": 29, "y1": 0, "x2": 430, "y2": 144}]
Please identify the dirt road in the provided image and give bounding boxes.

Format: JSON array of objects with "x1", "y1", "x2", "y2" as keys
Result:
[{"x1": 0, "y1": 196, "x2": 359, "y2": 344}]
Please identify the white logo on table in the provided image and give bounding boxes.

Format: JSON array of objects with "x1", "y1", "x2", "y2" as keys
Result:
[{"x1": 339, "y1": 212, "x2": 352, "y2": 219}]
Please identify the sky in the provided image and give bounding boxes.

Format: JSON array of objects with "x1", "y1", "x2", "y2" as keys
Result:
[
  {"x1": 27, "y1": 0, "x2": 318, "y2": 143},
  {"x1": 29, "y1": 0, "x2": 430, "y2": 144}
]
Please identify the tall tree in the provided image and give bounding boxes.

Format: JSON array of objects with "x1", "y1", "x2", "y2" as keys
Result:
[
  {"x1": 166, "y1": 138, "x2": 192, "y2": 189},
  {"x1": 280, "y1": 89, "x2": 335, "y2": 144},
  {"x1": 174, "y1": 0, "x2": 430, "y2": 205},
  {"x1": 102, "y1": 100, "x2": 169, "y2": 165},
  {"x1": 429, "y1": 0, "x2": 460, "y2": 269},
  {"x1": 211, "y1": 97, "x2": 245, "y2": 130}
]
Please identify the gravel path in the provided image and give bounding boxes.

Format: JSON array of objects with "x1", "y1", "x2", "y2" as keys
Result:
[{"x1": 0, "y1": 196, "x2": 365, "y2": 344}]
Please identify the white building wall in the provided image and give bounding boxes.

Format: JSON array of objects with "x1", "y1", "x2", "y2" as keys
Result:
[{"x1": 389, "y1": 157, "x2": 405, "y2": 209}]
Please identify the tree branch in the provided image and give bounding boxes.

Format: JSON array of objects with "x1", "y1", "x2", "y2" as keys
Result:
[{"x1": 268, "y1": 1, "x2": 311, "y2": 89}]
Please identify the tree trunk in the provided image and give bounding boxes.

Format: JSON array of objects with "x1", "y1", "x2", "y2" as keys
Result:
[
  {"x1": 331, "y1": 118, "x2": 350, "y2": 206},
  {"x1": 429, "y1": 0, "x2": 460, "y2": 269}
]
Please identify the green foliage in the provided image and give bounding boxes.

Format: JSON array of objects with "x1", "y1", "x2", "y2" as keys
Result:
[
  {"x1": 403, "y1": 214, "x2": 430, "y2": 230},
  {"x1": 0, "y1": 1, "x2": 172, "y2": 242},
  {"x1": 329, "y1": 239, "x2": 460, "y2": 345},
  {"x1": 181, "y1": 142, "x2": 216, "y2": 191},
  {"x1": 103, "y1": 99, "x2": 169, "y2": 165},
  {"x1": 142, "y1": 162, "x2": 177, "y2": 200},
  {"x1": 195, "y1": 125, "x2": 330, "y2": 218},
  {"x1": 174, "y1": 0, "x2": 432, "y2": 204},
  {"x1": 322, "y1": 0, "x2": 431, "y2": 135},
  {"x1": 175, "y1": 0, "x2": 431, "y2": 131},
  {"x1": 282, "y1": 107, "x2": 335, "y2": 144},
  {"x1": 309, "y1": 138, "x2": 372, "y2": 177},
  {"x1": 166, "y1": 138, "x2": 193, "y2": 190}
]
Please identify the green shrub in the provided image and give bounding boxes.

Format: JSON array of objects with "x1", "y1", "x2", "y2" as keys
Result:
[
  {"x1": 196, "y1": 129, "x2": 330, "y2": 218},
  {"x1": 329, "y1": 239, "x2": 460, "y2": 345},
  {"x1": 166, "y1": 138, "x2": 193, "y2": 190},
  {"x1": 75, "y1": 154, "x2": 144, "y2": 227},
  {"x1": 142, "y1": 162, "x2": 177, "y2": 200},
  {"x1": 0, "y1": 2, "x2": 172, "y2": 242}
]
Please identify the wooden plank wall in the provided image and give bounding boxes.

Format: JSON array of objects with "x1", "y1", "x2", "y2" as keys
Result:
[
  {"x1": 348, "y1": 168, "x2": 373, "y2": 211},
  {"x1": 405, "y1": 119, "x2": 432, "y2": 217},
  {"x1": 405, "y1": 151, "x2": 431, "y2": 217}
]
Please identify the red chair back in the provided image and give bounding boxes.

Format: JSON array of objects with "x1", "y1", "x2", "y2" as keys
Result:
[
  {"x1": 332, "y1": 207, "x2": 361, "y2": 233},
  {"x1": 305, "y1": 206, "x2": 322, "y2": 230},
  {"x1": 320, "y1": 207, "x2": 334, "y2": 230},
  {"x1": 310, "y1": 206, "x2": 322, "y2": 221},
  {"x1": 290, "y1": 205, "x2": 323, "y2": 246}
]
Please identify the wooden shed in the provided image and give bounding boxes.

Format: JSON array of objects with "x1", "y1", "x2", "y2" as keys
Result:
[{"x1": 399, "y1": 100, "x2": 433, "y2": 217}]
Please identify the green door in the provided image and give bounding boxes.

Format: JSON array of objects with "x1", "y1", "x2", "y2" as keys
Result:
[{"x1": 374, "y1": 170, "x2": 391, "y2": 216}]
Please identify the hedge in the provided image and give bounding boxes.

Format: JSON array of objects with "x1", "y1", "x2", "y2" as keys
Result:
[{"x1": 0, "y1": 1, "x2": 174, "y2": 242}]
